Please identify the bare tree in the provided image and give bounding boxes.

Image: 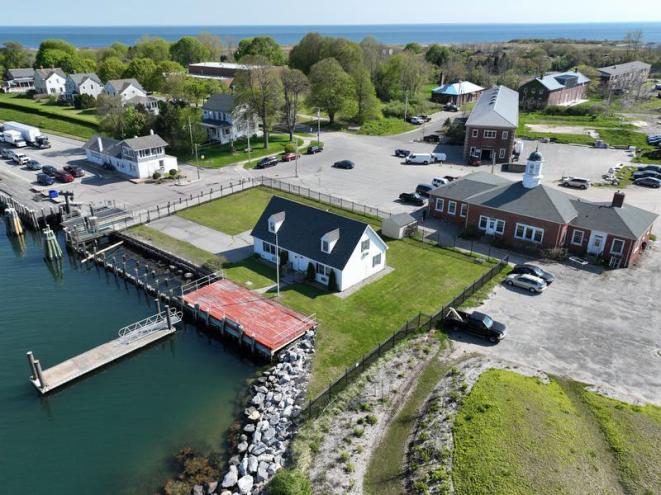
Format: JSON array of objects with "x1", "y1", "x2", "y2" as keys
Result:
[
  {"x1": 280, "y1": 67, "x2": 310, "y2": 142},
  {"x1": 624, "y1": 30, "x2": 644, "y2": 59}
]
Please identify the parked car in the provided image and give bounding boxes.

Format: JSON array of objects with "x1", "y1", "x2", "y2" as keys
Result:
[
  {"x1": 26, "y1": 159, "x2": 42, "y2": 171},
  {"x1": 255, "y1": 156, "x2": 279, "y2": 169},
  {"x1": 633, "y1": 170, "x2": 661, "y2": 180},
  {"x1": 634, "y1": 177, "x2": 661, "y2": 188},
  {"x1": 423, "y1": 134, "x2": 441, "y2": 143},
  {"x1": 12, "y1": 153, "x2": 29, "y2": 165},
  {"x1": 432, "y1": 176, "x2": 449, "y2": 187},
  {"x1": 281, "y1": 152, "x2": 298, "y2": 162},
  {"x1": 41, "y1": 165, "x2": 57, "y2": 177},
  {"x1": 409, "y1": 116, "x2": 424, "y2": 125},
  {"x1": 444, "y1": 175, "x2": 459, "y2": 182},
  {"x1": 444, "y1": 103, "x2": 459, "y2": 112},
  {"x1": 419, "y1": 115, "x2": 432, "y2": 122},
  {"x1": 36, "y1": 173, "x2": 55, "y2": 186},
  {"x1": 505, "y1": 273, "x2": 547, "y2": 293},
  {"x1": 655, "y1": 84, "x2": 661, "y2": 91},
  {"x1": 306, "y1": 145, "x2": 322, "y2": 154},
  {"x1": 398, "y1": 192, "x2": 426, "y2": 206},
  {"x1": 510, "y1": 264, "x2": 555, "y2": 285},
  {"x1": 333, "y1": 160, "x2": 354, "y2": 169},
  {"x1": 1, "y1": 147, "x2": 14, "y2": 159},
  {"x1": 468, "y1": 155, "x2": 481, "y2": 166},
  {"x1": 442, "y1": 309, "x2": 507, "y2": 343},
  {"x1": 415, "y1": 183, "x2": 434, "y2": 197},
  {"x1": 431, "y1": 152, "x2": 447, "y2": 162},
  {"x1": 406, "y1": 153, "x2": 433, "y2": 165},
  {"x1": 647, "y1": 134, "x2": 661, "y2": 144},
  {"x1": 394, "y1": 149, "x2": 411, "y2": 158},
  {"x1": 561, "y1": 177, "x2": 591, "y2": 189},
  {"x1": 63, "y1": 165, "x2": 85, "y2": 177},
  {"x1": 637, "y1": 164, "x2": 661, "y2": 174},
  {"x1": 54, "y1": 169, "x2": 74, "y2": 183}
]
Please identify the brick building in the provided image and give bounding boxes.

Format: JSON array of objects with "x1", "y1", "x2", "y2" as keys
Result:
[
  {"x1": 597, "y1": 61, "x2": 651, "y2": 96},
  {"x1": 518, "y1": 70, "x2": 590, "y2": 110},
  {"x1": 428, "y1": 151, "x2": 657, "y2": 268},
  {"x1": 464, "y1": 85, "x2": 519, "y2": 164}
]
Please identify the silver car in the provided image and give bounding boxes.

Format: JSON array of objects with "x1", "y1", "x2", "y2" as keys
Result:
[{"x1": 505, "y1": 273, "x2": 547, "y2": 293}]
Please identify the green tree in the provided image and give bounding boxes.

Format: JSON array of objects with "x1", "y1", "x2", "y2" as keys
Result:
[
  {"x1": 327, "y1": 269, "x2": 338, "y2": 291},
  {"x1": 99, "y1": 98, "x2": 152, "y2": 139},
  {"x1": 308, "y1": 58, "x2": 354, "y2": 125},
  {"x1": 123, "y1": 57, "x2": 158, "y2": 90},
  {"x1": 170, "y1": 37, "x2": 211, "y2": 66},
  {"x1": 160, "y1": 72, "x2": 188, "y2": 100},
  {"x1": 0, "y1": 42, "x2": 33, "y2": 69},
  {"x1": 375, "y1": 52, "x2": 429, "y2": 102},
  {"x1": 280, "y1": 67, "x2": 310, "y2": 141},
  {"x1": 182, "y1": 76, "x2": 225, "y2": 106},
  {"x1": 130, "y1": 36, "x2": 171, "y2": 63},
  {"x1": 351, "y1": 67, "x2": 380, "y2": 124},
  {"x1": 404, "y1": 42, "x2": 424, "y2": 54},
  {"x1": 319, "y1": 37, "x2": 364, "y2": 73},
  {"x1": 234, "y1": 56, "x2": 284, "y2": 147},
  {"x1": 154, "y1": 103, "x2": 204, "y2": 152},
  {"x1": 359, "y1": 36, "x2": 387, "y2": 78},
  {"x1": 196, "y1": 32, "x2": 223, "y2": 61},
  {"x1": 98, "y1": 42, "x2": 129, "y2": 62},
  {"x1": 425, "y1": 44, "x2": 450, "y2": 67},
  {"x1": 235, "y1": 36, "x2": 286, "y2": 65},
  {"x1": 267, "y1": 468, "x2": 312, "y2": 495},
  {"x1": 34, "y1": 39, "x2": 76, "y2": 68},
  {"x1": 150, "y1": 60, "x2": 186, "y2": 91},
  {"x1": 288, "y1": 32, "x2": 323, "y2": 74},
  {"x1": 98, "y1": 56, "x2": 127, "y2": 82}
]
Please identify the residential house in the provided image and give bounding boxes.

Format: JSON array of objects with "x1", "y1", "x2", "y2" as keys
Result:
[
  {"x1": 125, "y1": 95, "x2": 161, "y2": 115},
  {"x1": 431, "y1": 80, "x2": 484, "y2": 105},
  {"x1": 64, "y1": 73, "x2": 104, "y2": 102},
  {"x1": 251, "y1": 197, "x2": 388, "y2": 291},
  {"x1": 428, "y1": 151, "x2": 657, "y2": 268},
  {"x1": 82, "y1": 131, "x2": 178, "y2": 179},
  {"x1": 1, "y1": 68, "x2": 35, "y2": 93},
  {"x1": 201, "y1": 93, "x2": 260, "y2": 144},
  {"x1": 188, "y1": 62, "x2": 263, "y2": 88},
  {"x1": 34, "y1": 68, "x2": 66, "y2": 95},
  {"x1": 464, "y1": 85, "x2": 519, "y2": 164},
  {"x1": 103, "y1": 78, "x2": 147, "y2": 102},
  {"x1": 597, "y1": 61, "x2": 651, "y2": 96},
  {"x1": 518, "y1": 70, "x2": 590, "y2": 110}
]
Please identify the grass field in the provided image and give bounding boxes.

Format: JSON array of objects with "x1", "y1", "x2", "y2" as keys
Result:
[
  {"x1": 0, "y1": 93, "x2": 99, "y2": 124},
  {"x1": 453, "y1": 370, "x2": 625, "y2": 495},
  {"x1": 176, "y1": 187, "x2": 493, "y2": 397},
  {"x1": 357, "y1": 117, "x2": 416, "y2": 136}
]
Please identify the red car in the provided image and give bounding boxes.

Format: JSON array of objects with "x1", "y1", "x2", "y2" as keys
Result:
[
  {"x1": 54, "y1": 169, "x2": 74, "y2": 183},
  {"x1": 63, "y1": 165, "x2": 85, "y2": 177},
  {"x1": 282, "y1": 152, "x2": 299, "y2": 162}
]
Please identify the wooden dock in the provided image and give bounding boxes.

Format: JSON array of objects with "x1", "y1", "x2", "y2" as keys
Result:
[{"x1": 28, "y1": 308, "x2": 181, "y2": 395}]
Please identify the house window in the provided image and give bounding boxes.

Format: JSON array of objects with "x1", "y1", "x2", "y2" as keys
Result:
[
  {"x1": 321, "y1": 240, "x2": 330, "y2": 253},
  {"x1": 460, "y1": 203, "x2": 467, "y2": 217},
  {"x1": 495, "y1": 220, "x2": 505, "y2": 235},
  {"x1": 502, "y1": 131, "x2": 509, "y2": 140},
  {"x1": 361, "y1": 239, "x2": 370, "y2": 252},
  {"x1": 372, "y1": 253, "x2": 381, "y2": 267},
  {"x1": 471, "y1": 129, "x2": 478, "y2": 138},
  {"x1": 448, "y1": 201, "x2": 457, "y2": 215},
  {"x1": 479, "y1": 215, "x2": 488, "y2": 230},
  {"x1": 268, "y1": 220, "x2": 275, "y2": 233},
  {"x1": 484, "y1": 130, "x2": 497, "y2": 139},
  {"x1": 316, "y1": 263, "x2": 332, "y2": 277},
  {"x1": 435, "y1": 198, "x2": 444, "y2": 212},
  {"x1": 262, "y1": 241, "x2": 276, "y2": 255},
  {"x1": 611, "y1": 238, "x2": 625, "y2": 255},
  {"x1": 571, "y1": 230, "x2": 584, "y2": 246},
  {"x1": 499, "y1": 148, "x2": 506, "y2": 159},
  {"x1": 515, "y1": 223, "x2": 544, "y2": 243}
]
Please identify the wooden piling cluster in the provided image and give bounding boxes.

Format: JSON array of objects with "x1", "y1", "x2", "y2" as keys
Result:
[{"x1": 0, "y1": 192, "x2": 48, "y2": 230}]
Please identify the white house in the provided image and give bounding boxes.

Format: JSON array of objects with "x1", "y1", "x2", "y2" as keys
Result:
[
  {"x1": 34, "y1": 68, "x2": 66, "y2": 95},
  {"x1": 125, "y1": 95, "x2": 161, "y2": 115},
  {"x1": 2, "y1": 68, "x2": 35, "y2": 93},
  {"x1": 103, "y1": 78, "x2": 147, "y2": 102},
  {"x1": 201, "y1": 93, "x2": 260, "y2": 144},
  {"x1": 251, "y1": 197, "x2": 388, "y2": 292},
  {"x1": 82, "y1": 131, "x2": 178, "y2": 179},
  {"x1": 64, "y1": 73, "x2": 104, "y2": 101}
]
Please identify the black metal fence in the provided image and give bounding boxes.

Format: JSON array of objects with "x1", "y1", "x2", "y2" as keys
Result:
[{"x1": 299, "y1": 255, "x2": 509, "y2": 421}]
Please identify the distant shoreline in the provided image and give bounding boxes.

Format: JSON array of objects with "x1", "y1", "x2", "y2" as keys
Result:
[{"x1": 2, "y1": 22, "x2": 660, "y2": 48}]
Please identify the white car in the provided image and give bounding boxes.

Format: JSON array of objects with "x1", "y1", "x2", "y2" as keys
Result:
[
  {"x1": 409, "y1": 116, "x2": 424, "y2": 125},
  {"x1": 406, "y1": 153, "x2": 434, "y2": 165},
  {"x1": 432, "y1": 176, "x2": 449, "y2": 187},
  {"x1": 431, "y1": 152, "x2": 447, "y2": 162},
  {"x1": 506, "y1": 273, "x2": 547, "y2": 294},
  {"x1": 12, "y1": 153, "x2": 29, "y2": 165}
]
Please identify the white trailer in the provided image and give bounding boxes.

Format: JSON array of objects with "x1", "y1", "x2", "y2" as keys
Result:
[
  {"x1": 2, "y1": 130, "x2": 27, "y2": 148},
  {"x1": 3, "y1": 121, "x2": 43, "y2": 144}
]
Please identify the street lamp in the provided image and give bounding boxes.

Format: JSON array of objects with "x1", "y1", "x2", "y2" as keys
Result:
[
  {"x1": 193, "y1": 143, "x2": 201, "y2": 180},
  {"x1": 275, "y1": 231, "x2": 280, "y2": 297},
  {"x1": 311, "y1": 106, "x2": 321, "y2": 146}
]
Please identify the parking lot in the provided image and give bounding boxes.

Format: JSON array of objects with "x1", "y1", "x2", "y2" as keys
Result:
[{"x1": 453, "y1": 249, "x2": 661, "y2": 405}]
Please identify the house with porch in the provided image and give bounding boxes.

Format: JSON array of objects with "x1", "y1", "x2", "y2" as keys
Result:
[
  {"x1": 82, "y1": 131, "x2": 178, "y2": 179},
  {"x1": 34, "y1": 68, "x2": 66, "y2": 95},
  {"x1": 64, "y1": 73, "x2": 104, "y2": 102},
  {"x1": 428, "y1": 151, "x2": 656, "y2": 268},
  {"x1": 201, "y1": 93, "x2": 259, "y2": 144},
  {"x1": 2, "y1": 68, "x2": 35, "y2": 93},
  {"x1": 251, "y1": 197, "x2": 388, "y2": 291},
  {"x1": 464, "y1": 85, "x2": 519, "y2": 164},
  {"x1": 431, "y1": 80, "x2": 484, "y2": 105}
]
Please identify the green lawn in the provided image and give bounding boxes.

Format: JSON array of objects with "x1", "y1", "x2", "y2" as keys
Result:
[
  {"x1": 453, "y1": 370, "x2": 624, "y2": 495},
  {"x1": 0, "y1": 93, "x2": 99, "y2": 124},
  {"x1": 357, "y1": 117, "x2": 416, "y2": 136},
  {"x1": 174, "y1": 133, "x2": 303, "y2": 169},
  {"x1": 0, "y1": 106, "x2": 98, "y2": 140},
  {"x1": 581, "y1": 389, "x2": 661, "y2": 494}
]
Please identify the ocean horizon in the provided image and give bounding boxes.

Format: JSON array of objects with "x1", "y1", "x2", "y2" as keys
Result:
[{"x1": 1, "y1": 22, "x2": 660, "y2": 48}]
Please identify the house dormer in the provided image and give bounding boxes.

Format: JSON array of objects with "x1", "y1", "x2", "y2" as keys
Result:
[
  {"x1": 268, "y1": 211, "x2": 285, "y2": 233},
  {"x1": 321, "y1": 229, "x2": 340, "y2": 253}
]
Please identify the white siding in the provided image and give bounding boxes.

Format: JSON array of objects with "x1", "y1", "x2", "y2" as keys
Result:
[
  {"x1": 84, "y1": 149, "x2": 178, "y2": 179},
  {"x1": 337, "y1": 227, "x2": 387, "y2": 291}
]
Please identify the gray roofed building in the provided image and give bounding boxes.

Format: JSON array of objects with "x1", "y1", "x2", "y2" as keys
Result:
[
  {"x1": 203, "y1": 94, "x2": 234, "y2": 113},
  {"x1": 122, "y1": 134, "x2": 168, "y2": 151},
  {"x1": 6, "y1": 68, "x2": 35, "y2": 79},
  {"x1": 68, "y1": 73, "x2": 102, "y2": 86},
  {"x1": 597, "y1": 61, "x2": 651, "y2": 97},
  {"x1": 597, "y1": 61, "x2": 651, "y2": 77},
  {"x1": 2, "y1": 68, "x2": 35, "y2": 93},
  {"x1": 465, "y1": 85, "x2": 519, "y2": 129},
  {"x1": 105, "y1": 78, "x2": 144, "y2": 93},
  {"x1": 35, "y1": 68, "x2": 66, "y2": 80},
  {"x1": 570, "y1": 199, "x2": 657, "y2": 240}
]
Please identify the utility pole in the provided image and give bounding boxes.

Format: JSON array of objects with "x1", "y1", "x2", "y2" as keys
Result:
[
  {"x1": 316, "y1": 107, "x2": 321, "y2": 146},
  {"x1": 404, "y1": 92, "x2": 409, "y2": 122},
  {"x1": 295, "y1": 151, "x2": 299, "y2": 178},
  {"x1": 491, "y1": 151, "x2": 496, "y2": 175},
  {"x1": 188, "y1": 116, "x2": 200, "y2": 180},
  {"x1": 275, "y1": 232, "x2": 280, "y2": 297},
  {"x1": 194, "y1": 143, "x2": 200, "y2": 180}
]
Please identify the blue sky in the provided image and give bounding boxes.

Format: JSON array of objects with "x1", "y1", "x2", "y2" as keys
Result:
[{"x1": 1, "y1": 0, "x2": 659, "y2": 25}]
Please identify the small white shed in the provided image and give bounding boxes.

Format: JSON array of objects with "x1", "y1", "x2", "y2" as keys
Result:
[{"x1": 382, "y1": 213, "x2": 418, "y2": 239}]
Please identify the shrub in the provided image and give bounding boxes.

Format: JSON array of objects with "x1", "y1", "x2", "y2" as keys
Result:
[
  {"x1": 169, "y1": 168, "x2": 178, "y2": 177},
  {"x1": 73, "y1": 93, "x2": 97, "y2": 109},
  {"x1": 284, "y1": 142, "x2": 297, "y2": 153},
  {"x1": 459, "y1": 225, "x2": 482, "y2": 240},
  {"x1": 339, "y1": 451, "x2": 350, "y2": 463},
  {"x1": 352, "y1": 426, "x2": 364, "y2": 438},
  {"x1": 327, "y1": 269, "x2": 338, "y2": 291},
  {"x1": 359, "y1": 402, "x2": 372, "y2": 412},
  {"x1": 152, "y1": 171, "x2": 161, "y2": 180},
  {"x1": 266, "y1": 469, "x2": 313, "y2": 495},
  {"x1": 344, "y1": 462, "x2": 355, "y2": 473},
  {"x1": 305, "y1": 262, "x2": 315, "y2": 281},
  {"x1": 365, "y1": 414, "x2": 377, "y2": 425}
]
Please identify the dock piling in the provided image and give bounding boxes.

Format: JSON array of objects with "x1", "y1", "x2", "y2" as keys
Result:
[
  {"x1": 165, "y1": 305, "x2": 172, "y2": 330},
  {"x1": 4, "y1": 207, "x2": 24, "y2": 236},
  {"x1": 26, "y1": 352, "x2": 38, "y2": 381},
  {"x1": 43, "y1": 227, "x2": 63, "y2": 261}
]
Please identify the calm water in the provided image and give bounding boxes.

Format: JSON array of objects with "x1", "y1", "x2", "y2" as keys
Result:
[
  {"x1": 0, "y1": 222, "x2": 256, "y2": 494},
  {"x1": 0, "y1": 22, "x2": 660, "y2": 48}
]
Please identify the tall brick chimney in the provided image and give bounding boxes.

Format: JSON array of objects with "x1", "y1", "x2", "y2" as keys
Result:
[{"x1": 612, "y1": 190, "x2": 625, "y2": 208}]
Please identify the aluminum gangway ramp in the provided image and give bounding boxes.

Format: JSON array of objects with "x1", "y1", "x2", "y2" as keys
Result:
[{"x1": 27, "y1": 307, "x2": 182, "y2": 395}]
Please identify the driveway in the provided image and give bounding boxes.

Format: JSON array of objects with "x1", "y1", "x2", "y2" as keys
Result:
[{"x1": 453, "y1": 248, "x2": 661, "y2": 405}]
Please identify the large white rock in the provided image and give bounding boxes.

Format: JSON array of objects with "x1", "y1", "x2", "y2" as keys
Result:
[
  {"x1": 237, "y1": 475, "x2": 254, "y2": 494},
  {"x1": 221, "y1": 465, "x2": 238, "y2": 488}
]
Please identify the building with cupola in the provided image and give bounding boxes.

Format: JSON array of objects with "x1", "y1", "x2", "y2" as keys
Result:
[{"x1": 428, "y1": 151, "x2": 657, "y2": 268}]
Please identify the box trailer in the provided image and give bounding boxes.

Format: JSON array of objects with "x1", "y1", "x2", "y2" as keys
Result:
[
  {"x1": 2, "y1": 121, "x2": 45, "y2": 145},
  {"x1": 2, "y1": 130, "x2": 27, "y2": 147}
]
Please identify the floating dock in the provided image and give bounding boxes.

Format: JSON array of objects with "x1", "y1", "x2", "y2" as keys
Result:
[
  {"x1": 28, "y1": 308, "x2": 181, "y2": 394},
  {"x1": 182, "y1": 278, "x2": 316, "y2": 358}
]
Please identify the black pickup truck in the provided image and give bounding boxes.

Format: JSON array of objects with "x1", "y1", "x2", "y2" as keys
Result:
[{"x1": 442, "y1": 309, "x2": 506, "y2": 343}]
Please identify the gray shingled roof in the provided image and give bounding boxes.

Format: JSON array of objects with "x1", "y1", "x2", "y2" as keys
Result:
[
  {"x1": 203, "y1": 93, "x2": 235, "y2": 113},
  {"x1": 83, "y1": 133, "x2": 168, "y2": 155},
  {"x1": 251, "y1": 196, "x2": 383, "y2": 270},
  {"x1": 122, "y1": 134, "x2": 168, "y2": 150},
  {"x1": 106, "y1": 78, "x2": 145, "y2": 93},
  {"x1": 570, "y1": 199, "x2": 657, "y2": 240},
  {"x1": 68, "y1": 73, "x2": 102, "y2": 86},
  {"x1": 430, "y1": 172, "x2": 510, "y2": 201},
  {"x1": 6, "y1": 68, "x2": 34, "y2": 79},
  {"x1": 465, "y1": 85, "x2": 519, "y2": 129},
  {"x1": 36, "y1": 68, "x2": 66, "y2": 80},
  {"x1": 524, "y1": 71, "x2": 590, "y2": 91},
  {"x1": 597, "y1": 61, "x2": 651, "y2": 77},
  {"x1": 385, "y1": 212, "x2": 417, "y2": 227}
]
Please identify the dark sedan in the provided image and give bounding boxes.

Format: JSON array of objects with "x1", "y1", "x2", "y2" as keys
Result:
[
  {"x1": 634, "y1": 177, "x2": 661, "y2": 188},
  {"x1": 254, "y1": 156, "x2": 279, "y2": 169},
  {"x1": 63, "y1": 165, "x2": 85, "y2": 177},
  {"x1": 394, "y1": 149, "x2": 411, "y2": 158},
  {"x1": 41, "y1": 165, "x2": 57, "y2": 177},
  {"x1": 333, "y1": 160, "x2": 354, "y2": 169},
  {"x1": 399, "y1": 192, "x2": 426, "y2": 206},
  {"x1": 306, "y1": 145, "x2": 322, "y2": 154},
  {"x1": 510, "y1": 263, "x2": 555, "y2": 285}
]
